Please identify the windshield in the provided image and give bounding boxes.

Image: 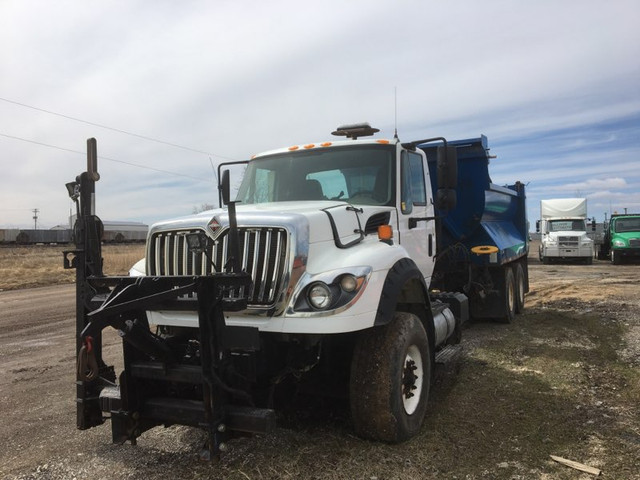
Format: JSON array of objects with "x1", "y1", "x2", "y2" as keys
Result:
[
  {"x1": 236, "y1": 145, "x2": 395, "y2": 206},
  {"x1": 612, "y1": 217, "x2": 640, "y2": 233},
  {"x1": 548, "y1": 220, "x2": 586, "y2": 232}
]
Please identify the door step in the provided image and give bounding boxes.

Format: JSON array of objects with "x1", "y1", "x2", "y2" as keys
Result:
[{"x1": 435, "y1": 344, "x2": 463, "y2": 364}]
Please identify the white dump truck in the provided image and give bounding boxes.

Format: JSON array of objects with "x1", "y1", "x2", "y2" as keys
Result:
[{"x1": 537, "y1": 198, "x2": 594, "y2": 264}]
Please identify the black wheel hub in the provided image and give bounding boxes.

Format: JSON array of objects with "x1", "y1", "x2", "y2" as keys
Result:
[{"x1": 402, "y1": 359, "x2": 418, "y2": 399}]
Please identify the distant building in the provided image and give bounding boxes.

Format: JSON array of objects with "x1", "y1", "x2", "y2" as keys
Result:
[{"x1": 68, "y1": 216, "x2": 148, "y2": 242}]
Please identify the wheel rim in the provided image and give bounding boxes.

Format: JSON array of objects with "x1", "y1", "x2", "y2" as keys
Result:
[
  {"x1": 517, "y1": 271, "x2": 524, "y2": 306},
  {"x1": 402, "y1": 345, "x2": 423, "y2": 415},
  {"x1": 507, "y1": 276, "x2": 515, "y2": 313}
]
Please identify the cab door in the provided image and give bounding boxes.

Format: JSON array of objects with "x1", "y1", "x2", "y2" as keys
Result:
[{"x1": 398, "y1": 150, "x2": 436, "y2": 284}]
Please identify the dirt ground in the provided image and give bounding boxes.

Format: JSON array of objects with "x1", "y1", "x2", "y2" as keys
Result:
[{"x1": 1, "y1": 243, "x2": 638, "y2": 479}]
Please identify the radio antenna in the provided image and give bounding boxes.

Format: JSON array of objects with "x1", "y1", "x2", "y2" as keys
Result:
[
  {"x1": 394, "y1": 86, "x2": 398, "y2": 140},
  {"x1": 209, "y1": 156, "x2": 219, "y2": 183}
]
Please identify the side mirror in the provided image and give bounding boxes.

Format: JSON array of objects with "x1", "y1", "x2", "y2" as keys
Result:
[
  {"x1": 220, "y1": 169, "x2": 231, "y2": 206},
  {"x1": 437, "y1": 146, "x2": 457, "y2": 189},
  {"x1": 435, "y1": 188, "x2": 456, "y2": 211},
  {"x1": 536, "y1": 220, "x2": 540, "y2": 233},
  {"x1": 220, "y1": 168, "x2": 241, "y2": 273},
  {"x1": 591, "y1": 219, "x2": 596, "y2": 231},
  {"x1": 435, "y1": 146, "x2": 457, "y2": 212}
]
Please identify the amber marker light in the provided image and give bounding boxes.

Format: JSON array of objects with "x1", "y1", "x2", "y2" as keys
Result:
[
  {"x1": 304, "y1": 144, "x2": 315, "y2": 149},
  {"x1": 288, "y1": 145, "x2": 299, "y2": 151},
  {"x1": 376, "y1": 139, "x2": 390, "y2": 144},
  {"x1": 321, "y1": 142, "x2": 332, "y2": 147},
  {"x1": 378, "y1": 224, "x2": 393, "y2": 241}
]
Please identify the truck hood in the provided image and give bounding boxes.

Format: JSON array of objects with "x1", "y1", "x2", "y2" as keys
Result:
[{"x1": 149, "y1": 201, "x2": 393, "y2": 246}]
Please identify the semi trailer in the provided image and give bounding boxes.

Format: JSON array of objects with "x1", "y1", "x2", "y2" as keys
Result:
[{"x1": 65, "y1": 126, "x2": 528, "y2": 459}]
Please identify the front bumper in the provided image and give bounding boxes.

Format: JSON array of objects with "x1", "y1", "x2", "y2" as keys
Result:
[
  {"x1": 544, "y1": 245, "x2": 593, "y2": 258},
  {"x1": 614, "y1": 247, "x2": 640, "y2": 258}
]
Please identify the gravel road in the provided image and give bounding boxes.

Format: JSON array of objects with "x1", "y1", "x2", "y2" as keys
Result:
[{"x1": 1, "y1": 257, "x2": 639, "y2": 479}]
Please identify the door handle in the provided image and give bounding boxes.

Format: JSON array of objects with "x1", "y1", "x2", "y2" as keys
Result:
[{"x1": 408, "y1": 216, "x2": 436, "y2": 229}]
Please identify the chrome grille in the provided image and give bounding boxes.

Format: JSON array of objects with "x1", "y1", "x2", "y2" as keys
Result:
[
  {"x1": 629, "y1": 238, "x2": 640, "y2": 247},
  {"x1": 148, "y1": 227, "x2": 289, "y2": 306},
  {"x1": 558, "y1": 236, "x2": 579, "y2": 247}
]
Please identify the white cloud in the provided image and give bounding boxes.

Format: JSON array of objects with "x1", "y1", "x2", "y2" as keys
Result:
[
  {"x1": 1, "y1": 0, "x2": 639, "y2": 228},
  {"x1": 564, "y1": 178, "x2": 627, "y2": 191}
]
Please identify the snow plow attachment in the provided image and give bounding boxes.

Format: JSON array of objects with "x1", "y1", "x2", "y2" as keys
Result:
[{"x1": 64, "y1": 139, "x2": 274, "y2": 459}]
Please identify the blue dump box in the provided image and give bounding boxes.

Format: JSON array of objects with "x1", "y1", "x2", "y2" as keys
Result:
[{"x1": 420, "y1": 135, "x2": 528, "y2": 266}]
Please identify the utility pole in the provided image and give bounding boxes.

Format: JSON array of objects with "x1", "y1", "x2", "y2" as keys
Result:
[{"x1": 32, "y1": 208, "x2": 39, "y2": 229}]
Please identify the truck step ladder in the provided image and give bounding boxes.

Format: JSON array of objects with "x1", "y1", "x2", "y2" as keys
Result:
[{"x1": 435, "y1": 344, "x2": 463, "y2": 364}]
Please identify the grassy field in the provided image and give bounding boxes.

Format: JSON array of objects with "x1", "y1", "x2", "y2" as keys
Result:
[{"x1": 0, "y1": 244, "x2": 145, "y2": 291}]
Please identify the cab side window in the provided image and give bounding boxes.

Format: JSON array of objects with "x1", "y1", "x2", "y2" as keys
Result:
[{"x1": 401, "y1": 151, "x2": 427, "y2": 214}]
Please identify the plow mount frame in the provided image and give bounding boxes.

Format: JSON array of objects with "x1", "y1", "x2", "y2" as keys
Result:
[{"x1": 64, "y1": 138, "x2": 272, "y2": 459}]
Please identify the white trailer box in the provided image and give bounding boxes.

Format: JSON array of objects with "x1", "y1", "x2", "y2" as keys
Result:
[
  {"x1": 541, "y1": 198, "x2": 587, "y2": 219},
  {"x1": 538, "y1": 198, "x2": 593, "y2": 264}
]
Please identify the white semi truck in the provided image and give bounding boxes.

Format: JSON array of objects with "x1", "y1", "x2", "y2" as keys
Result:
[
  {"x1": 66, "y1": 127, "x2": 529, "y2": 459},
  {"x1": 537, "y1": 198, "x2": 594, "y2": 264}
]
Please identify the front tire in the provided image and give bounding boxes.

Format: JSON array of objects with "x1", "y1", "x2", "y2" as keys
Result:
[
  {"x1": 540, "y1": 247, "x2": 550, "y2": 264},
  {"x1": 611, "y1": 250, "x2": 622, "y2": 265},
  {"x1": 350, "y1": 312, "x2": 432, "y2": 443}
]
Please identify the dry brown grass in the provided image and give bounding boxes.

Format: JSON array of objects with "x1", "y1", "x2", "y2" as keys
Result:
[{"x1": 0, "y1": 244, "x2": 145, "y2": 291}]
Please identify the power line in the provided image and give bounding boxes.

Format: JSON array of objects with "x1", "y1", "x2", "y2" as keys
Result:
[
  {"x1": 0, "y1": 96, "x2": 238, "y2": 161},
  {"x1": 0, "y1": 132, "x2": 210, "y2": 182}
]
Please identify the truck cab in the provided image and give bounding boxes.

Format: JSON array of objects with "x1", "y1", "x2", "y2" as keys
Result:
[
  {"x1": 141, "y1": 131, "x2": 443, "y2": 334},
  {"x1": 537, "y1": 198, "x2": 594, "y2": 264},
  {"x1": 605, "y1": 214, "x2": 640, "y2": 264}
]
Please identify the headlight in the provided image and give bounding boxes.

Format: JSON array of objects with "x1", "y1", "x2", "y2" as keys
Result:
[
  {"x1": 340, "y1": 274, "x2": 358, "y2": 293},
  {"x1": 308, "y1": 282, "x2": 332, "y2": 309},
  {"x1": 291, "y1": 267, "x2": 371, "y2": 314},
  {"x1": 613, "y1": 239, "x2": 626, "y2": 247}
]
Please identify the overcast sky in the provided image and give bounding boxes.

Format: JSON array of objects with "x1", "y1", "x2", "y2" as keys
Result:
[{"x1": 1, "y1": 0, "x2": 639, "y2": 231}]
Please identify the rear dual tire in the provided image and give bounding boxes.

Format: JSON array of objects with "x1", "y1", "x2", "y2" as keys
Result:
[
  {"x1": 499, "y1": 267, "x2": 517, "y2": 323},
  {"x1": 514, "y1": 263, "x2": 526, "y2": 314}
]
